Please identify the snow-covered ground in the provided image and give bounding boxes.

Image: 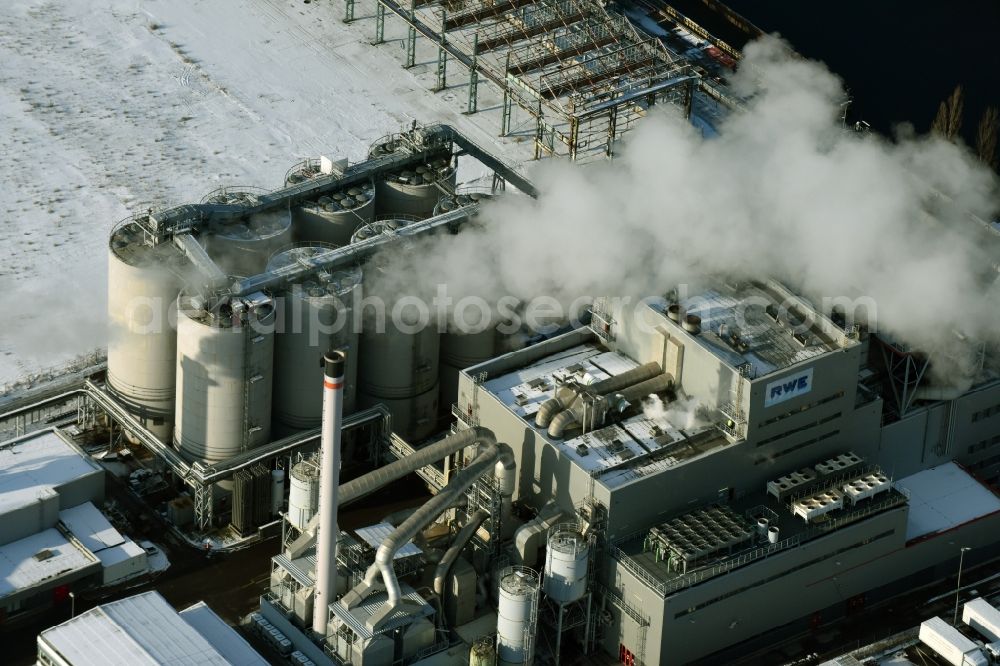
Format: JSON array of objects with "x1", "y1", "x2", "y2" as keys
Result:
[{"x1": 0, "y1": 0, "x2": 537, "y2": 386}]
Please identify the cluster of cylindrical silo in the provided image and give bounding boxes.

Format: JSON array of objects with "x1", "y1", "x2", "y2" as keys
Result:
[{"x1": 106, "y1": 147, "x2": 514, "y2": 490}]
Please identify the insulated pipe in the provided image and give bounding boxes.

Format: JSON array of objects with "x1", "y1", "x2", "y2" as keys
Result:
[
  {"x1": 313, "y1": 351, "x2": 345, "y2": 635},
  {"x1": 339, "y1": 426, "x2": 496, "y2": 505},
  {"x1": 286, "y1": 426, "x2": 497, "y2": 560},
  {"x1": 433, "y1": 509, "x2": 489, "y2": 599},
  {"x1": 538, "y1": 362, "x2": 662, "y2": 431},
  {"x1": 345, "y1": 442, "x2": 512, "y2": 617},
  {"x1": 588, "y1": 361, "x2": 662, "y2": 395},
  {"x1": 616, "y1": 373, "x2": 674, "y2": 403},
  {"x1": 547, "y1": 410, "x2": 579, "y2": 439}
]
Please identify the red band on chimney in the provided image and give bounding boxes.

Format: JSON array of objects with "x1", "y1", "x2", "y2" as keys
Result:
[{"x1": 324, "y1": 379, "x2": 343, "y2": 390}]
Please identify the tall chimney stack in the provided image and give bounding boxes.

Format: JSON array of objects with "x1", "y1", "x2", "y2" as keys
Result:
[{"x1": 313, "y1": 350, "x2": 346, "y2": 635}]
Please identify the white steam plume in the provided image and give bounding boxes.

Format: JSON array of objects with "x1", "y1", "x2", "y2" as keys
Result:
[
  {"x1": 642, "y1": 394, "x2": 707, "y2": 432},
  {"x1": 369, "y1": 36, "x2": 1000, "y2": 380}
]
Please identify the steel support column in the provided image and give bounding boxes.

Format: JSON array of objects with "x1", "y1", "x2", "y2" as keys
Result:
[
  {"x1": 373, "y1": 2, "x2": 385, "y2": 44},
  {"x1": 344, "y1": 0, "x2": 356, "y2": 23},
  {"x1": 436, "y1": 11, "x2": 447, "y2": 90},
  {"x1": 606, "y1": 105, "x2": 618, "y2": 158},
  {"x1": 467, "y1": 34, "x2": 479, "y2": 114},
  {"x1": 405, "y1": 2, "x2": 417, "y2": 69}
]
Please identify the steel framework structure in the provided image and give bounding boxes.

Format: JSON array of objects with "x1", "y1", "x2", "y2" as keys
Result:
[{"x1": 343, "y1": 0, "x2": 732, "y2": 159}]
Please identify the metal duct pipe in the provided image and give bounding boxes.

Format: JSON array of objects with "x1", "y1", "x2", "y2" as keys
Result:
[
  {"x1": 540, "y1": 362, "x2": 661, "y2": 433},
  {"x1": 589, "y1": 361, "x2": 662, "y2": 395},
  {"x1": 313, "y1": 351, "x2": 345, "y2": 635},
  {"x1": 340, "y1": 426, "x2": 496, "y2": 505},
  {"x1": 547, "y1": 371, "x2": 674, "y2": 439},
  {"x1": 433, "y1": 509, "x2": 489, "y2": 599},
  {"x1": 615, "y1": 373, "x2": 674, "y2": 403},
  {"x1": 285, "y1": 426, "x2": 497, "y2": 560},
  {"x1": 547, "y1": 410, "x2": 579, "y2": 439},
  {"x1": 514, "y1": 502, "x2": 565, "y2": 565},
  {"x1": 344, "y1": 442, "x2": 514, "y2": 627}
]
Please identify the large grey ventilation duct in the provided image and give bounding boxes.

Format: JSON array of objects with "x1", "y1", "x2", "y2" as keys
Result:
[
  {"x1": 285, "y1": 426, "x2": 497, "y2": 559},
  {"x1": 341, "y1": 441, "x2": 515, "y2": 630},
  {"x1": 540, "y1": 362, "x2": 674, "y2": 439},
  {"x1": 433, "y1": 509, "x2": 489, "y2": 600},
  {"x1": 534, "y1": 361, "x2": 661, "y2": 429}
]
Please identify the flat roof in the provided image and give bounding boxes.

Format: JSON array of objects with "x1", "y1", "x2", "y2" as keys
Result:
[
  {"x1": 0, "y1": 528, "x2": 97, "y2": 599},
  {"x1": 894, "y1": 462, "x2": 1000, "y2": 540},
  {"x1": 39, "y1": 591, "x2": 233, "y2": 665},
  {"x1": 665, "y1": 280, "x2": 846, "y2": 378},
  {"x1": 179, "y1": 601, "x2": 269, "y2": 665},
  {"x1": 0, "y1": 429, "x2": 101, "y2": 515},
  {"x1": 96, "y1": 540, "x2": 146, "y2": 568},
  {"x1": 59, "y1": 502, "x2": 126, "y2": 553},
  {"x1": 355, "y1": 523, "x2": 422, "y2": 559},
  {"x1": 483, "y1": 343, "x2": 730, "y2": 489}
]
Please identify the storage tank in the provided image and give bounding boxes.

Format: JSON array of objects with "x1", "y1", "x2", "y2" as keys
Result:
[
  {"x1": 202, "y1": 188, "x2": 292, "y2": 276},
  {"x1": 107, "y1": 216, "x2": 186, "y2": 443},
  {"x1": 440, "y1": 326, "x2": 498, "y2": 415},
  {"x1": 293, "y1": 184, "x2": 375, "y2": 246},
  {"x1": 287, "y1": 460, "x2": 320, "y2": 530},
  {"x1": 369, "y1": 136, "x2": 456, "y2": 219},
  {"x1": 270, "y1": 469, "x2": 285, "y2": 515},
  {"x1": 354, "y1": 228, "x2": 440, "y2": 442},
  {"x1": 173, "y1": 290, "x2": 275, "y2": 465},
  {"x1": 496, "y1": 566, "x2": 540, "y2": 666},
  {"x1": 470, "y1": 637, "x2": 497, "y2": 666},
  {"x1": 543, "y1": 524, "x2": 589, "y2": 603},
  {"x1": 267, "y1": 245, "x2": 362, "y2": 434}
]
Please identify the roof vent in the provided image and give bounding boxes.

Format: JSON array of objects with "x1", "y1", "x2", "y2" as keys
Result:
[
  {"x1": 683, "y1": 314, "x2": 702, "y2": 335},
  {"x1": 34, "y1": 549, "x2": 54, "y2": 562}
]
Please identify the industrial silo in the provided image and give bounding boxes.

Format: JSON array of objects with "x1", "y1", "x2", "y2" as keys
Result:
[
  {"x1": 267, "y1": 245, "x2": 362, "y2": 434},
  {"x1": 439, "y1": 326, "x2": 498, "y2": 415},
  {"x1": 202, "y1": 188, "x2": 292, "y2": 276},
  {"x1": 432, "y1": 188, "x2": 493, "y2": 216},
  {"x1": 107, "y1": 216, "x2": 186, "y2": 443},
  {"x1": 370, "y1": 137, "x2": 456, "y2": 219},
  {"x1": 292, "y1": 184, "x2": 375, "y2": 246},
  {"x1": 287, "y1": 460, "x2": 320, "y2": 530},
  {"x1": 353, "y1": 225, "x2": 440, "y2": 441},
  {"x1": 496, "y1": 566, "x2": 540, "y2": 666},
  {"x1": 173, "y1": 290, "x2": 275, "y2": 466},
  {"x1": 542, "y1": 524, "x2": 589, "y2": 603}
]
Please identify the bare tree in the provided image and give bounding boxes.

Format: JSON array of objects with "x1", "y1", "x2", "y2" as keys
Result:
[
  {"x1": 932, "y1": 84, "x2": 965, "y2": 140},
  {"x1": 977, "y1": 105, "x2": 999, "y2": 171}
]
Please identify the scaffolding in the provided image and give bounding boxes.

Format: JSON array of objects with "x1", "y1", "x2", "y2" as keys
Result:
[{"x1": 345, "y1": 0, "x2": 727, "y2": 159}]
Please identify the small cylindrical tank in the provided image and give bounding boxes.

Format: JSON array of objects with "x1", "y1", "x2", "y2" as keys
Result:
[
  {"x1": 470, "y1": 637, "x2": 497, "y2": 666},
  {"x1": 542, "y1": 524, "x2": 589, "y2": 603},
  {"x1": 267, "y1": 245, "x2": 362, "y2": 434},
  {"x1": 496, "y1": 566, "x2": 540, "y2": 666},
  {"x1": 270, "y1": 469, "x2": 285, "y2": 515},
  {"x1": 107, "y1": 216, "x2": 186, "y2": 443},
  {"x1": 173, "y1": 290, "x2": 275, "y2": 465},
  {"x1": 371, "y1": 138, "x2": 456, "y2": 219},
  {"x1": 202, "y1": 188, "x2": 292, "y2": 276},
  {"x1": 354, "y1": 227, "x2": 440, "y2": 441},
  {"x1": 287, "y1": 460, "x2": 320, "y2": 529},
  {"x1": 293, "y1": 183, "x2": 376, "y2": 246}
]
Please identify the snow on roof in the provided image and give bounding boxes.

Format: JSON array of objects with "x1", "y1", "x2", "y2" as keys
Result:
[
  {"x1": 96, "y1": 540, "x2": 146, "y2": 568},
  {"x1": 59, "y1": 502, "x2": 125, "y2": 553},
  {"x1": 0, "y1": 528, "x2": 97, "y2": 599},
  {"x1": 894, "y1": 462, "x2": 1000, "y2": 540},
  {"x1": 39, "y1": 591, "x2": 232, "y2": 665},
  {"x1": 0, "y1": 429, "x2": 101, "y2": 515},
  {"x1": 179, "y1": 601, "x2": 269, "y2": 666}
]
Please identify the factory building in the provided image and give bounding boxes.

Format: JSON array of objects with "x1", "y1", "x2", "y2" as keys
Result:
[
  {"x1": 0, "y1": 429, "x2": 157, "y2": 623},
  {"x1": 22, "y1": 123, "x2": 993, "y2": 664},
  {"x1": 36, "y1": 591, "x2": 267, "y2": 665}
]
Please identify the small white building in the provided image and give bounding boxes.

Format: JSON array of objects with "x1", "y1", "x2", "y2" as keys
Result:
[
  {"x1": 0, "y1": 428, "x2": 158, "y2": 621},
  {"x1": 37, "y1": 591, "x2": 268, "y2": 665}
]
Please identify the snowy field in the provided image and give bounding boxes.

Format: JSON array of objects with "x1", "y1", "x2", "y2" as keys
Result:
[{"x1": 0, "y1": 0, "x2": 537, "y2": 387}]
